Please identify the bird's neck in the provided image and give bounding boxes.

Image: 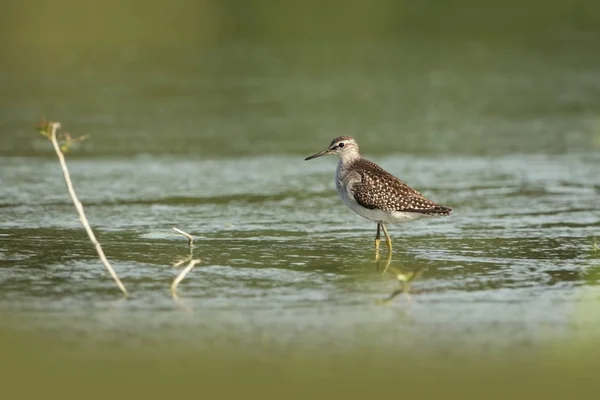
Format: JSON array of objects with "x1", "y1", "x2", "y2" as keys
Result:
[{"x1": 338, "y1": 151, "x2": 361, "y2": 169}]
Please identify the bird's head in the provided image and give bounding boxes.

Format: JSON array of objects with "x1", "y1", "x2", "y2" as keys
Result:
[{"x1": 304, "y1": 136, "x2": 360, "y2": 161}]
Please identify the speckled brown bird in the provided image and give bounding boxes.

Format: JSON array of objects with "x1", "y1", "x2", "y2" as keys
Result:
[{"x1": 305, "y1": 136, "x2": 451, "y2": 260}]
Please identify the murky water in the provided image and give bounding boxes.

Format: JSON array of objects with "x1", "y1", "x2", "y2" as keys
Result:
[
  {"x1": 2, "y1": 145, "x2": 599, "y2": 355},
  {"x1": 1, "y1": 2, "x2": 600, "y2": 397}
]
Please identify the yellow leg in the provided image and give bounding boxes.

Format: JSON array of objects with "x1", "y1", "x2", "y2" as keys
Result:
[
  {"x1": 374, "y1": 223, "x2": 381, "y2": 262},
  {"x1": 380, "y1": 223, "x2": 392, "y2": 255},
  {"x1": 381, "y1": 249, "x2": 392, "y2": 274}
]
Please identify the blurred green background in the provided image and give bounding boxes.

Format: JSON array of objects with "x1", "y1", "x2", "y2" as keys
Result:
[
  {"x1": 1, "y1": 1, "x2": 600, "y2": 398},
  {"x1": 1, "y1": 0, "x2": 600, "y2": 157}
]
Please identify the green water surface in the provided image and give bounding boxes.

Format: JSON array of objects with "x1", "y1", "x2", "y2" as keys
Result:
[{"x1": 1, "y1": 1, "x2": 600, "y2": 398}]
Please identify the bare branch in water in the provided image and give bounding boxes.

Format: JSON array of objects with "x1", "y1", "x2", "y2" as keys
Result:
[
  {"x1": 171, "y1": 227, "x2": 201, "y2": 299},
  {"x1": 377, "y1": 257, "x2": 423, "y2": 305},
  {"x1": 39, "y1": 120, "x2": 128, "y2": 296},
  {"x1": 171, "y1": 259, "x2": 201, "y2": 299},
  {"x1": 172, "y1": 227, "x2": 194, "y2": 248}
]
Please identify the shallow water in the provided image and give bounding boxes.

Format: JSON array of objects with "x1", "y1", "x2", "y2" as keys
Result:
[
  {"x1": 1, "y1": 150, "x2": 599, "y2": 355},
  {"x1": 1, "y1": 2, "x2": 600, "y2": 396}
]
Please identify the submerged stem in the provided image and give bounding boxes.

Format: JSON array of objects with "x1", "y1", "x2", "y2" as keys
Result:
[
  {"x1": 171, "y1": 227, "x2": 201, "y2": 299},
  {"x1": 171, "y1": 259, "x2": 201, "y2": 296},
  {"x1": 48, "y1": 122, "x2": 128, "y2": 296}
]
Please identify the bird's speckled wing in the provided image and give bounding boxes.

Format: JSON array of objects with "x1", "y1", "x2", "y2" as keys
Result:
[{"x1": 349, "y1": 159, "x2": 451, "y2": 215}]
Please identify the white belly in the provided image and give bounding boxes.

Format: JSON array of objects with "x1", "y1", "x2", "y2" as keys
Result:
[
  {"x1": 335, "y1": 160, "x2": 429, "y2": 225},
  {"x1": 341, "y1": 190, "x2": 426, "y2": 223},
  {"x1": 337, "y1": 179, "x2": 426, "y2": 224}
]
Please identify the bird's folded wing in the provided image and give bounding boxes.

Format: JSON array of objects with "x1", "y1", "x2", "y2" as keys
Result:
[{"x1": 350, "y1": 160, "x2": 451, "y2": 215}]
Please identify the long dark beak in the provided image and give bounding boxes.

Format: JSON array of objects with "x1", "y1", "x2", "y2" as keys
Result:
[{"x1": 304, "y1": 148, "x2": 331, "y2": 161}]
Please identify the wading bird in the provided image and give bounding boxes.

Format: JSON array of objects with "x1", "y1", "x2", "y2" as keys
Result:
[{"x1": 305, "y1": 136, "x2": 451, "y2": 261}]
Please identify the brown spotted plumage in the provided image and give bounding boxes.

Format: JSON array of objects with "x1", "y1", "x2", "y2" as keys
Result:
[
  {"x1": 349, "y1": 159, "x2": 452, "y2": 215},
  {"x1": 305, "y1": 136, "x2": 452, "y2": 260}
]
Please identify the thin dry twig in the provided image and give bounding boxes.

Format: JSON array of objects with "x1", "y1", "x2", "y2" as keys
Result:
[
  {"x1": 172, "y1": 227, "x2": 194, "y2": 248},
  {"x1": 45, "y1": 121, "x2": 128, "y2": 296},
  {"x1": 171, "y1": 227, "x2": 200, "y2": 298},
  {"x1": 171, "y1": 259, "x2": 201, "y2": 296}
]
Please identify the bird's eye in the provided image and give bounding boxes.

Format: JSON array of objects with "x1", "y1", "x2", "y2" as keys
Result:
[{"x1": 338, "y1": 142, "x2": 345, "y2": 148}]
